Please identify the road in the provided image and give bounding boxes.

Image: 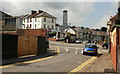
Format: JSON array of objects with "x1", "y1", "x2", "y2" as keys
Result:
[{"x1": 2, "y1": 41, "x2": 102, "y2": 72}]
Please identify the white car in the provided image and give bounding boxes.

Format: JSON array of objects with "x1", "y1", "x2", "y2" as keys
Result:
[{"x1": 75, "y1": 40, "x2": 83, "y2": 44}]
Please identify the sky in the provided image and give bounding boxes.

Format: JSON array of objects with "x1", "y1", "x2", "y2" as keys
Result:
[{"x1": 1, "y1": 0, "x2": 119, "y2": 29}]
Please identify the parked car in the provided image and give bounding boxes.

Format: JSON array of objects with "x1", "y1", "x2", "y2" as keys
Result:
[
  {"x1": 69, "y1": 39, "x2": 76, "y2": 43},
  {"x1": 56, "y1": 38, "x2": 65, "y2": 41},
  {"x1": 83, "y1": 44, "x2": 98, "y2": 56},
  {"x1": 83, "y1": 40, "x2": 89, "y2": 44},
  {"x1": 102, "y1": 42, "x2": 109, "y2": 49},
  {"x1": 75, "y1": 40, "x2": 83, "y2": 44}
]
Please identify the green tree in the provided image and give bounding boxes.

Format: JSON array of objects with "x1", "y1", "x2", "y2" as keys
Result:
[{"x1": 100, "y1": 27, "x2": 107, "y2": 32}]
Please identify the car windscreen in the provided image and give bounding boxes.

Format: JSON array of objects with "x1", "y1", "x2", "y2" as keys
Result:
[{"x1": 85, "y1": 45, "x2": 97, "y2": 48}]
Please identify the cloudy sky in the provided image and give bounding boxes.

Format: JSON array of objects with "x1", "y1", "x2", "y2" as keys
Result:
[{"x1": 1, "y1": 0, "x2": 119, "y2": 29}]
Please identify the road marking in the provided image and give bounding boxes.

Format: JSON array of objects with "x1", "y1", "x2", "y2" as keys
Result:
[
  {"x1": 0, "y1": 56, "x2": 54, "y2": 69},
  {"x1": 0, "y1": 46, "x2": 60, "y2": 69},
  {"x1": 75, "y1": 48, "x2": 78, "y2": 54},
  {"x1": 68, "y1": 56, "x2": 97, "y2": 74},
  {"x1": 66, "y1": 49, "x2": 70, "y2": 53},
  {"x1": 75, "y1": 51, "x2": 77, "y2": 54},
  {"x1": 54, "y1": 46, "x2": 61, "y2": 54},
  {"x1": 66, "y1": 49, "x2": 69, "y2": 51}
]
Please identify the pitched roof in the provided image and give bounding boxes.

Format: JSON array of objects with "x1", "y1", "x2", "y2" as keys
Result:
[
  {"x1": 0, "y1": 10, "x2": 12, "y2": 19},
  {"x1": 35, "y1": 12, "x2": 57, "y2": 19},
  {"x1": 20, "y1": 14, "x2": 29, "y2": 19}
]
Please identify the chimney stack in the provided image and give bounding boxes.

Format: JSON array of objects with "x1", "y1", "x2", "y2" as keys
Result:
[
  {"x1": 31, "y1": 10, "x2": 37, "y2": 14},
  {"x1": 38, "y1": 10, "x2": 43, "y2": 13}
]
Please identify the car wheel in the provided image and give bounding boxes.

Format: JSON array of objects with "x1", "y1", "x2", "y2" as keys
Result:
[
  {"x1": 94, "y1": 52, "x2": 98, "y2": 56},
  {"x1": 83, "y1": 52, "x2": 86, "y2": 55}
]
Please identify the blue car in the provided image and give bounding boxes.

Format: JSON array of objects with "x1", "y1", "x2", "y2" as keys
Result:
[{"x1": 83, "y1": 44, "x2": 98, "y2": 55}]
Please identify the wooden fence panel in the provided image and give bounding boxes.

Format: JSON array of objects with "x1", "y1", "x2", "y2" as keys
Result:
[{"x1": 18, "y1": 36, "x2": 37, "y2": 57}]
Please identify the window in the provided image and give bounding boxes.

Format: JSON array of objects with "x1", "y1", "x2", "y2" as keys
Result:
[
  {"x1": 44, "y1": 24, "x2": 46, "y2": 28},
  {"x1": 26, "y1": 24, "x2": 29, "y2": 29},
  {"x1": 52, "y1": 25, "x2": 54, "y2": 29},
  {"x1": 115, "y1": 20, "x2": 120, "y2": 25},
  {"x1": 47, "y1": 26, "x2": 49, "y2": 29},
  {"x1": 44, "y1": 18, "x2": 46, "y2": 22},
  {"x1": 23, "y1": 24, "x2": 25, "y2": 28},
  {"x1": 24, "y1": 19, "x2": 25, "y2": 22},
  {"x1": 52, "y1": 19, "x2": 54, "y2": 23},
  {"x1": 30, "y1": 24, "x2": 32, "y2": 28}
]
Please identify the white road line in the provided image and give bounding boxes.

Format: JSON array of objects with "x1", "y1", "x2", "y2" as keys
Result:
[{"x1": 75, "y1": 51, "x2": 78, "y2": 54}]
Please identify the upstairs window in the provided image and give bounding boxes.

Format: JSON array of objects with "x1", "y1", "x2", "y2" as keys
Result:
[
  {"x1": 27, "y1": 19, "x2": 29, "y2": 23},
  {"x1": 52, "y1": 25, "x2": 54, "y2": 29},
  {"x1": 115, "y1": 20, "x2": 120, "y2": 25},
  {"x1": 52, "y1": 19, "x2": 54, "y2": 23},
  {"x1": 44, "y1": 18, "x2": 46, "y2": 22},
  {"x1": 23, "y1": 19, "x2": 25, "y2": 22}
]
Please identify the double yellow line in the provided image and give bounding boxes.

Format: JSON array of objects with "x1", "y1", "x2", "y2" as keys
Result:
[
  {"x1": 68, "y1": 56, "x2": 97, "y2": 74},
  {"x1": 0, "y1": 56, "x2": 54, "y2": 68},
  {"x1": 0, "y1": 46, "x2": 60, "y2": 69}
]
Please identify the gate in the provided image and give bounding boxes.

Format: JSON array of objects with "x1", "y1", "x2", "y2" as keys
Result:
[{"x1": 18, "y1": 36, "x2": 37, "y2": 56}]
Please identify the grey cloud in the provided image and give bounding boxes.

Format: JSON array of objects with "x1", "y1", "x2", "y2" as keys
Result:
[{"x1": 1, "y1": 2, "x2": 95, "y2": 26}]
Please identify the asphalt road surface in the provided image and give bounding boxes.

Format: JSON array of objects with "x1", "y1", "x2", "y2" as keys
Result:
[{"x1": 2, "y1": 41, "x2": 102, "y2": 72}]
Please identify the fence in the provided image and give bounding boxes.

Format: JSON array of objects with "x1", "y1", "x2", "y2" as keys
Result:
[
  {"x1": 17, "y1": 29, "x2": 47, "y2": 57},
  {"x1": 2, "y1": 29, "x2": 47, "y2": 59}
]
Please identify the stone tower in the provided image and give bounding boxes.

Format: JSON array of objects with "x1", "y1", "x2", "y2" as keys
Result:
[{"x1": 62, "y1": 10, "x2": 69, "y2": 32}]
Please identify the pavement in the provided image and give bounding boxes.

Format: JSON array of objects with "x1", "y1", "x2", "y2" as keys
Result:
[
  {"x1": 1, "y1": 45, "x2": 57, "y2": 66},
  {"x1": 79, "y1": 48, "x2": 115, "y2": 73}
]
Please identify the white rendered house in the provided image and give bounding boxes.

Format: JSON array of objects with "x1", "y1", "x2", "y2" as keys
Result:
[{"x1": 18, "y1": 10, "x2": 57, "y2": 31}]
